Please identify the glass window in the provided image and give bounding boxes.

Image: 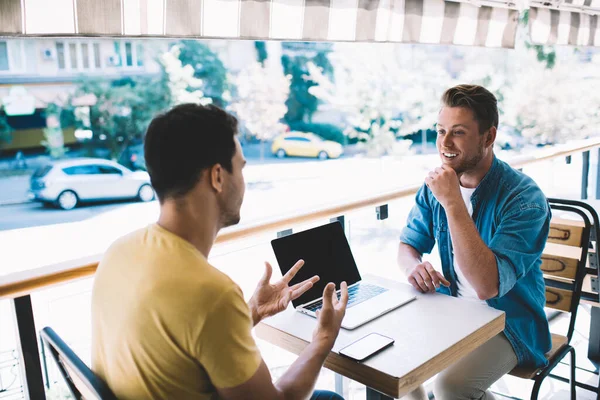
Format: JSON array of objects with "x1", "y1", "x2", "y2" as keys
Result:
[
  {"x1": 56, "y1": 42, "x2": 66, "y2": 69},
  {"x1": 113, "y1": 42, "x2": 122, "y2": 66},
  {"x1": 32, "y1": 165, "x2": 53, "y2": 178},
  {"x1": 285, "y1": 137, "x2": 310, "y2": 142},
  {"x1": 136, "y1": 43, "x2": 144, "y2": 66},
  {"x1": 81, "y1": 43, "x2": 89, "y2": 69},
  {"x1": 63, "y1": 165, "x2": 100, "y2": 175},
  {"x1": 125, "y1": 42, "x2": 133, "y2": 66},
  {"x1": 98, "y1": 166, "x2": 122, "y2": 175},
  {"x1": 69, "y1": 43, "x2": 78, "y2": 69},
  {"x1": 0, "y1": 41, "x2": 8, "y2": 71},
  {"x1": 93, "y1": 43, "x2": 101, "y2": 68}
]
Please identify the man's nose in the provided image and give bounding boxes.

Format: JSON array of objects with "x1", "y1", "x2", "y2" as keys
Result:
[{"x1": 441, "y1": 134, "x2": 453, "y2": 148}]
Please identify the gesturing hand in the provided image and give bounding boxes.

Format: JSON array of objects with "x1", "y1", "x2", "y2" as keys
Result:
[
  {"x1": 313, "y1": 282, "x2": 348, "y2": 346},
  {"x1": 249, "y1": 260, "x2": 319, "y2": 325}
]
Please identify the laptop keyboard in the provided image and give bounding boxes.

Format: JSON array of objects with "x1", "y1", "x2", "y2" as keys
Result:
[{"x1": 304, "y1": 283, "x2": 388, "y2": 313}]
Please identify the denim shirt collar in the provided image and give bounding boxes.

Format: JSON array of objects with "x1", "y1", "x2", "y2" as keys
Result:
[{"x1": 471, "y1": 155, "x2": 501, "y2": 208}]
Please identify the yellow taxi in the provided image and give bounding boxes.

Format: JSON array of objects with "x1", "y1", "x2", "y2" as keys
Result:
[{"x1": 271, "y1": 132, "x2": 343, "y2": 160}]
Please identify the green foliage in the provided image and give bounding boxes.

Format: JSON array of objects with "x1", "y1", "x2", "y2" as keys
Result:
[
  {"x1": 41, "y1": 104, "x2": 69, "y2": 159},
  {"x1": 281, "y1": 42, "x2": 334, "y2": 124},
  {"x1": 254, "y1": 41, "x2": 268, "y2": 65},
  {"x1": 0, "y1": 108, "x2": 13, "y2": 146},
  {"x1": 176, "y1": 40, "x2": 231, "y2": 107},
  {"x1": 521, "y1": 10, "x2": 556, "y2": 69},
  {"x1": 42, "y1": 127, "x2": 68, "y2": 159},
  {"x1": 403, "y1": 128, "x2": 437, "y2": 144},
  {"x1": 73, "y1": 75, "x2": 171, "y2": 161},
  {"x1": 288, "y1": 122, "x2": 346, "y2": 145}
]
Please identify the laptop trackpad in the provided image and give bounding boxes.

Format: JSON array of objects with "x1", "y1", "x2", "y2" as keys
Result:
[{"x1": 341, "y1": 289, "x2": 415, "y2": 330}]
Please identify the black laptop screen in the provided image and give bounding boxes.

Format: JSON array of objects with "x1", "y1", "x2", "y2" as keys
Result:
[{"x1": 271, "y1": 222, "x2": 362, "y2": 308}]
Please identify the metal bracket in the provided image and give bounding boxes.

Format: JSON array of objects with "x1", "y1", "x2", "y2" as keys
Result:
[
  {"x1": 589, "y1": 252, "x2": 598, "y2": 270},
  {"x1": 277, "y1": 229, "x2": 293, "y2": 238},
  {"x1": 591, "y1": 276, "x2": 599, "y2": 294},
  {"x1": 376, "y1": 204, "x2": 389, "y2": 220}
]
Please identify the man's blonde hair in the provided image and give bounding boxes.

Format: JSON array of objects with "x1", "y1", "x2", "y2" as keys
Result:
[{"x1": 441, "y1": 84, "x2": 499, "y2": 134}]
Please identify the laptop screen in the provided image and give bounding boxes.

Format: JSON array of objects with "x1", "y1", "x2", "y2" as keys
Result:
[{"x1": 271, "y1": 222, "x2": 362, "y2": 308}]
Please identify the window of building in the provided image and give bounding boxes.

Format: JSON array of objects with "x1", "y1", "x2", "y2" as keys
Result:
[
  {"x1": 81, "y1": 43, "x2": 90, "y2": 69},
  {"x1": 0, "y1": 42, "x2": 9, "y2": 71},
  {"x1": 125, "y1": 42, "x2": 133, "y2": 66},
  {"x1": 136, "y1": 43, "x2": 144, "y2": 66},
  {"x1": 113, "y1": 40, "x2": 143, "y2": 68},
  {"x1": 56, "y1": 41, "x2": 100, "y2": 71},
  {"x1": 56, "y1": 42, "x2": 66, "y2": 69},
  {"x1": 69, "y1": 43, "x2": 78, "y2": 69},
  {"x1": 93, "y1": 43, "x2": 101, "y2": 68}
]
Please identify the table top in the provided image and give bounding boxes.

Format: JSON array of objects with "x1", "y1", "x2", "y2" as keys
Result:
[{"x1": 256, "y1": 275, "x2": 505, "y2": 398}]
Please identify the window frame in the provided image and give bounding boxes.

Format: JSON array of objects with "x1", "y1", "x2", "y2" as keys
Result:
[
  {"x1": 55, "y1": 41, "x2": 103, "y2": 72},
  {"x1": 0, "y1": 40, "x2": 25, "y2": 74},
  {"x1": 114, "y1": 40, "x2": 144, "y2": 69}
]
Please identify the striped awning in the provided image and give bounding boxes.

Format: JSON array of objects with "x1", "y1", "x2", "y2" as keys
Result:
[
  {"x1": 529, "y1": 1, "x2": 600, "y2": 46},
  {"x1": 0, "y1": 0, "x2": 520, "y2": 48}
]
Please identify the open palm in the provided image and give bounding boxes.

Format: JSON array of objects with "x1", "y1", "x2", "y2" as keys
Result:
[{"x1": 249, "y1": 260, "x2": 319, "y2": 325}]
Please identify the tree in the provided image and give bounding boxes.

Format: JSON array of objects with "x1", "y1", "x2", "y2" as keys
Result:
[
  {"x1": 72, "y1": 45, "x2": 210, "y2": 161},
  {"x1": 176, "y1": 40, "x2": 231, "y2": 108},
  {"x1": 281, "y1": 42, "x2": 334, "y2": 124},
  {"x1": 502, "y1": 56, "x2": 600, "y2": 144},
  {"x1": 42, "y1": 103, "x2": 68, "y2": 159},
  {"x1": 0, "y1": 108, "x2": 13, "y2": 148},
  {"x1": 228, "y1": 62, "x2": 290, "y2": 157},
  {"x1": 520, "y1": 10, "x2": 556, "y2": 70},
  {"x1": 307, "y1": 44, "x2": 449, "y2": 156},
  {"x1": 254, "y1": 41, "x2": 268, "y2": 65}
]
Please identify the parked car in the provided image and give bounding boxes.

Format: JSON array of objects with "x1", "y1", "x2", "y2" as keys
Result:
[
  {"x1": 271, "y1": 132, "x2": 343, "y2": 160},
  {"x1": 29, "y1": 158, "x2": 154, "y2": 210}
]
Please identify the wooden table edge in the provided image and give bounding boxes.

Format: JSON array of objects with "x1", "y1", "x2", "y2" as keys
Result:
[{"x1": 256, "y1": 311, "x2": 505, "y2": 398}]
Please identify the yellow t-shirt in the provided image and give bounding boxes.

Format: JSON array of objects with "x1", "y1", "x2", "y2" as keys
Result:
[{"x1": 91, "y1": 224, "x2": 262, "y2": 400}]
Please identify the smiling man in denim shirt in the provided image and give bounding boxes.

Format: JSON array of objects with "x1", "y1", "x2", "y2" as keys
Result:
[{"x1": 398, "y1": 85, "x2": 552, "y2": 400}]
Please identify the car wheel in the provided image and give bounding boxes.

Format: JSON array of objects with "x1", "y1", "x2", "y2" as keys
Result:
[
  {"x1": 275, "y1": 149, "x2": 287, "y2": 158},
  {"x1": 138, "y1": 184, "x2": 155, "y2": 202},
  {"x1": 318, "y1": 151, "x2": 329, "y2": 160},
  {"x1": 57, "y1": 190, "x2": 78, "y2": 210}
]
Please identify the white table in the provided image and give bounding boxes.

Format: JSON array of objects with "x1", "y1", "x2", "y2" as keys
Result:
[{"x1": 256, "y1": 275, "x2": 505, "y2": 399}]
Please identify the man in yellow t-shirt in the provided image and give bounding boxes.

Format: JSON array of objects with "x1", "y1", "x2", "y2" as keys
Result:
[{"x1": 92, "y1": 103, "x2": 349, "y2": 400}]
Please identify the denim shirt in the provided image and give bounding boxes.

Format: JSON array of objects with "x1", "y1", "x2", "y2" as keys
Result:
[{"x1": 399, "y1": 156, "x2": 552, "y2": 368}]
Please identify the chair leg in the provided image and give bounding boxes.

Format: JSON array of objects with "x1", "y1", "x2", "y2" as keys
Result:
[
  {"x1": 531, "y1": 376, "x2": 544, "y2": 400},
  {"x1": 569, "y1": 348, "x2": 576, "y2": 400}
]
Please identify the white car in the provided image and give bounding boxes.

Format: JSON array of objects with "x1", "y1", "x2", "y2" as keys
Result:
[{"x1": 29, "y1": 158, "x2": 155, "y2": 210}]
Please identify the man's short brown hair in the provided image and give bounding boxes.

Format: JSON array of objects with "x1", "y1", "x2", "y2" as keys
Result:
[{"x1": 441, "y1": 84, "x2": 499, "y2": 134}]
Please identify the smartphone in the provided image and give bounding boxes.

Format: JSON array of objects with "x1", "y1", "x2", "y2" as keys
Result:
[{"x1": 339, "y1": 333, "x2": 395, "y2": 362}]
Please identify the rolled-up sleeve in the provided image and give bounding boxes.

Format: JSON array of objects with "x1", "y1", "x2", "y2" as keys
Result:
[
  {"x1": 490, "y1": 205, "x2": 551, "y2": 298},
  {"x1": 399, "y1": 184, "x2": 435, "y2": 255}
]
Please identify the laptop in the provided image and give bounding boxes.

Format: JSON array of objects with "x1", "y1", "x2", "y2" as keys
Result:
[{"x1": 271, "y1": 221, "x2": 416, "y2": 330}]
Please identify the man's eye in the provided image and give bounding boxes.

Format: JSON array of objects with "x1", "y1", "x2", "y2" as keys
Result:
[
  {"x1": 454, "y1": 131, "x2": 464, "y2": 135},
  {"x1": 437, "y1": 131, "x2": 445, "y2": 135}
]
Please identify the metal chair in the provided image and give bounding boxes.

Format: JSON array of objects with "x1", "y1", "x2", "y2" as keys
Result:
[
  {"x1": 508, "y1": 200, "x2": 593, "y2": 399},
  {"x1": 40, "y1": 327, "x2": 117, "y2": 400}
]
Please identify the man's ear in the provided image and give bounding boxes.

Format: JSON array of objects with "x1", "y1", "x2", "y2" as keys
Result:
[
  {"x1": 485, "y1": 126, "x2": 497, "y2": 148},
  {"x1": 210, "y1": 164, "x2": 224, "y2": 193}
]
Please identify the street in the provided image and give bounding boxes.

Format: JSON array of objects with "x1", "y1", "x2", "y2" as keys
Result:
[{"x1": 0, "y1": 200, "x2": 134, "y2": 231}]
